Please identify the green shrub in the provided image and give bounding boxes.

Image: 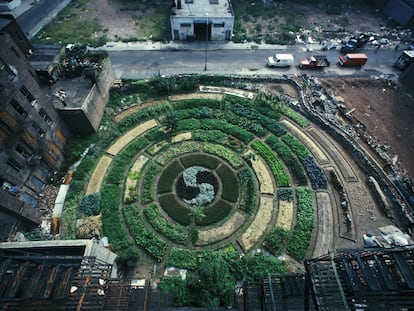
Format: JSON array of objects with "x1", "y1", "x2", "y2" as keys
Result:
[
  {"x1": 278, "y1": 188, "x2": 294, "y2": 202},
  {"x1": 123, "y1": 205, "x2": 167, "y2": 261},
  {"x1": 238, "y1": 168, "x2": 256, "y2": 214},
  {"x1": 279, "y1": 106, "x2": 310, "y2": 128},
  {"x1": 166, "y1": 247, "x2": 197, "y2": 270},
  {"x1": 281, "y1": 134, "x2": 310, "y2": 159},
  {"x1": 251, "y1": 140, "x2": 290, "y2": 187},
  {"x1": 265, "y1": 135, "x2": 307, "y2": 186},
  {"x1": 142, "y1": 161, "x2": 162, "y2": 203},
  {"x1": 144, "y1": 205, "x2": 188, "y2": 244},
  {"x1": 201, "y1": 143, "x2": 243, "y2": 168},
  {"x1": 80, "y1": 192, "x2": 100, "y2": 216},
  {"x1": 192, "y1": 129, "x2": 227, "y2": 144},
  {"x1": 265, "y1": 226, "x2": 290, "y2": 255},
  {"x1": 100, "y1": 184, "x2": 133, "y2": 254},
  {"x1": 287, "y1": 187, "x2": 314, "y2": 261}
]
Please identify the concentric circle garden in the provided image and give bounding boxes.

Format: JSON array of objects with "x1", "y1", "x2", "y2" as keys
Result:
[{"x1": 63, "y1": 76, "x2": 395, "y2": 280}]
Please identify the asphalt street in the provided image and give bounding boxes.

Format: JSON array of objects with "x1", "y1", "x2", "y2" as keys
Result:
[{"x1": 107, "y1": 47, "x2": 403, "y2": 80}]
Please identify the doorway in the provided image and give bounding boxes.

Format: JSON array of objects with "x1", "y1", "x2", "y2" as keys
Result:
[{"x1": 194, "y1": 20, "x2": 211, "y2": 41}]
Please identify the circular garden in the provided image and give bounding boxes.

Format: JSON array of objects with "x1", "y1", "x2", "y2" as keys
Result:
[{"x1": 64, "y1": 80, "x2": 330, "y2": 274}]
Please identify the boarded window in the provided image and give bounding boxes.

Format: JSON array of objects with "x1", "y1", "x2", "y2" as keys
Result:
[
  {"x1": 55, "y1": 129, "x2": 67, "y2": 143},
  {"x1": 49, "y1": 141, "x2": 61, "y2": 158},
  {"x1": 0, "y1": 111, "x2": 17, "y2": 128},
  {"x1": 22, "y1": 131, "x2": 38, "y2": 148}
]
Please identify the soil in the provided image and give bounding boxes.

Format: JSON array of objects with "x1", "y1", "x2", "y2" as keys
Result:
[{"x1": 320, "y1": 78, "x2": 414, "y2": 179}]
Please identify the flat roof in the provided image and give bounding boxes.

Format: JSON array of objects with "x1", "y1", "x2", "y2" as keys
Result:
[{"x1": 173, "y1": 0, "x2": 233, "y2": 18}]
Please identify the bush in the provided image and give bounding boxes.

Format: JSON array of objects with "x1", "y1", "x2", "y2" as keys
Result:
[
  {"x1": 265, "y1": 226, "x2": 290, "y2": 255},
  {"x1": 251, "y1": 140, "x2": 290, "y2": 187},
  {"x1": 265, "y1": 135, "x2": 307, "y2": 186},
  {"x1": 166, "y1": 247, "x2": 197, "y2": 270},
  {"x1": 287, "y1": 187, "x2": 314, "y2": 261},
  {"x1": 301, "y1": 155, "x2": 327, "y2": 190},
  {"x1": 238, "y1": 168, "x2": 256, "y2": 214},
  {"x1": 80, "y1": 192, "x2": 100, "y2": 216},
  {"x1": 123, "y1": 205, "x2": 167, "y2": 261},
  {"x1": 144, "y1": 205, "x2": 188, "y2": 244}
]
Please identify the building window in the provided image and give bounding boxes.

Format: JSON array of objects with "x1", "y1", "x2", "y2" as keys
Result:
[
  {"x1": 185, "y1": 0, "x2": 193, "y2": 3},
  {"x1": 39, "y1": 108, "x2": 52, "y2": 125},
  {"x1": 214, "y1": 22, "x2": 225, "y2": 27},
  {"x1": 20, "y1": 86, "x2": 36, "y2": 103},
  {"x1": 15, "y1": 143, "x2": 32, "y2": 159},
  {"x1": 32, "y1": 122, "x2": 45, "y2": 137},
  {"x1": 10, "y1": 100, "x2": 26, "y2": 116},
  {"x1": 0, "y1": 57, "x2": 17, "y2": 81},
  {"x1": 7, "y1": 158, "x2": 23, "y2": 172},
  {"x1": 0, "y1": 83, "x2": 4, "y2": 93},
  {"x1": 31, "y1": 175, "x2": 45, "y2": 190},
  {"x1": 210, "y1": 0, "x2": 219, "y2": 3},
  {"x1": 21, "y1": 192, "x2": 38, "y2": 207},
  {"x1": 180, "y1": 23, "x2": 191, "y2": 28}
]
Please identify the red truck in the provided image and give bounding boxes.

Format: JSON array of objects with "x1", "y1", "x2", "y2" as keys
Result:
[
  {"x1": 299, "y1": 55, "x2": 330, "y2": 69},
  {"x1": 338, "y1": 53, "x2": 368, "y2": 67}
]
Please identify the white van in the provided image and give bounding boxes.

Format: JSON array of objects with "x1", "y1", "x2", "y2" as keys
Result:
[{"x1": 267, "y1": 54, "x2": 294, "y2": 67}]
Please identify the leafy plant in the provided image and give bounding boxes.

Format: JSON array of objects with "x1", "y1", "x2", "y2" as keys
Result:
[
  {"x1": 80, "y1": 192, "x2": 100, "y2": 216},
  {"x1": 251, "y1": 140, "x2": 290, "y2": 187},
  {"x1": 287, "y1": 187, "x2": 314, "y2": 261}
]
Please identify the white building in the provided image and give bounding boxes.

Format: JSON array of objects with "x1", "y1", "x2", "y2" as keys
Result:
[{"x1": 170, "y1": 0, "x2": 234, "y2": 41}]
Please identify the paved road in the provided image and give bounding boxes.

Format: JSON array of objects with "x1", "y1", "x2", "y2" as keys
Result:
[{"x1": 108, "y1": 48, "x2": 403, "y2": 80}]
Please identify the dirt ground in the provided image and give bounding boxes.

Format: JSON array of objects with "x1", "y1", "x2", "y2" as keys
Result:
[{"x1": 321, "y1": 78, "x2": 414, "y2": 179}]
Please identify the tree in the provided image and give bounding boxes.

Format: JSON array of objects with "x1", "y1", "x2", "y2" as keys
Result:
[
  {"x1": 186, "y1": 251, "x2": 235, "y2": 307},
  {"x1": 162, "y1": 111, "x2": 178, "y2": 132},
  {"x1": 188, "y1": 205, "x2": 206, "y2": 224}
]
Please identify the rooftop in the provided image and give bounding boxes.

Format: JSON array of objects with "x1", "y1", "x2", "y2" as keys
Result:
[{"x1": 172, "y1": 0, "x2": 233, "y2": 18}]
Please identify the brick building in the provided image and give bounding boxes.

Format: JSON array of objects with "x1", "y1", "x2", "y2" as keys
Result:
[{"x1": 0, "y1": 17, "x2": 70, "y2": 240}]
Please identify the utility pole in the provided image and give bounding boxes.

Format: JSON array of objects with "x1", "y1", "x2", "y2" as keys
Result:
[{"x1": 204, "y1": 14, "x2": 208, "y2": 71}]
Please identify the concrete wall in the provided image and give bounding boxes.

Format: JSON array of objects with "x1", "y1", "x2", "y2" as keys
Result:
[
  {"x1": 57, "y1": 57, "x2": 116, "y2": 135},
  {"x1": 171, "y1": 15, "x2": 234, "y2": 41}
]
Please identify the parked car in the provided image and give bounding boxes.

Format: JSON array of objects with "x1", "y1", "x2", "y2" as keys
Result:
[
  {"x1": 338, "y1": 53, "x2": 368, "y2": 67},
  {"x1": 299, "y1": 55, "x2": 330, "y2": 69},
  {"x1": 267, "y1": 54, "x2": 294, "y2": 67},
  {"x1": 395, "y1": 50, "x2": 414, "y2": 71},
  {"x1": 340, "y1": 34, "x2": 370, "y2": 53}
]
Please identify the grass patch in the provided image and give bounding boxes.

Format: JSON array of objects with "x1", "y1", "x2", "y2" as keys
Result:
[
  {"x1": 159, "y1": 193, "x2": 191, "y2": 225},
  {"x1": 158, "y1": 160, "x2": 183, "y2": 194},
  {"x1": 216, "y1": 164, "x2": 239, "y2": 203}
]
